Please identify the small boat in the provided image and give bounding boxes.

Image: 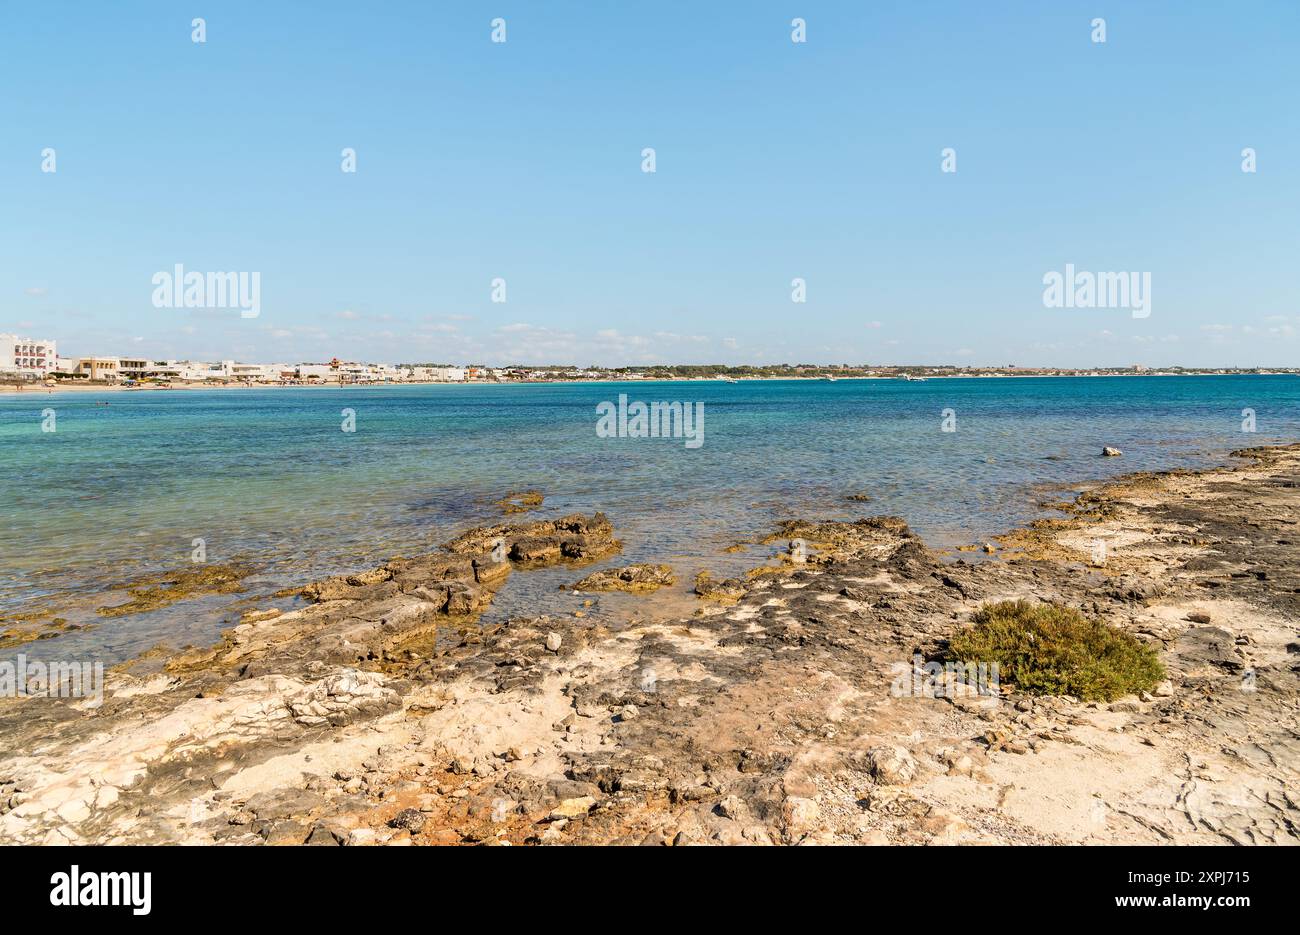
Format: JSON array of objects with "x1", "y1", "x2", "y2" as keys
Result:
[
  {"x1": 718, "y1": 376, "x2": 738, "y2": 383},
  {"x1": 901, "y1": 374, "x2": 927, "y2": 382}
]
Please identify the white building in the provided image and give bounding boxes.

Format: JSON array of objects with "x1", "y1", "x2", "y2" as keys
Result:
[
  {"x1": 118, "y1": 357, "x2": 151, "y2": 380},
  {"x1": 174, "y1": 361, "x2": 224, "y2": 382},
  {"x1": 0, "y1": 334, "x2": 57, "y2": 377},
  {"x1": 337, "y1": 362, "x2": 367, "y2": 382},
  {"x1": 409, "y1": 366, "x2": 466, "y2": 382},
  {"x1": 228, "y1": 362, "x2": 285, "y2": 382},
  {"x1": 296, "y1": 363, "x2": 336, "y2": 382}
]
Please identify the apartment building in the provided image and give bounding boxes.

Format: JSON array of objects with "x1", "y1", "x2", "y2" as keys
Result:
[{"x1": 0, "y1": 333, "x2": 58, "y2": 377}]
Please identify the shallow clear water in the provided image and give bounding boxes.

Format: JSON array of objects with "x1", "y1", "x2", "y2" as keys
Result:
[{"x1": 2, "y1": 375, "x2": 1296, "y2": 664}]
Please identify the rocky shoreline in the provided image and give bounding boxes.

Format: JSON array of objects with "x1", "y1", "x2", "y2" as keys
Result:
[{"x1": 1, "y1": 445, "x2": 1297, "y2": 845}]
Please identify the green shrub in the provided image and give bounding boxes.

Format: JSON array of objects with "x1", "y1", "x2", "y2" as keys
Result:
[{"x1": 948, "y1": 600, "x2": 1164, "y2": 702}]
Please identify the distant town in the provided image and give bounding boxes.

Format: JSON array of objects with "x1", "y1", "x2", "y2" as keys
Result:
[{"x1": 3, "y1": 332, "x2": 1297, "y2": 385}]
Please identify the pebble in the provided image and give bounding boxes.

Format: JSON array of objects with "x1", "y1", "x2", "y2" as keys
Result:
[
  {"x1": 548, "y1": 796, "x2": 596, "y2": 820},
  {"x1": 388, "y1": 808, "x2": 426, "y2": 833}
]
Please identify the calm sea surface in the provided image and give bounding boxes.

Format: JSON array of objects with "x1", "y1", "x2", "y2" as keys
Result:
[{"x1": 2, "y1": 375, "x2": 1296, "y2": 664}]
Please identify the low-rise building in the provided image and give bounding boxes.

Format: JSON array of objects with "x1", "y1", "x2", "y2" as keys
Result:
[
  {"x1": 296, "y1": 363, "x2": 336, "y2": 382},
  {"x1": 408, "y1": 366, "x2": 465, "y2": 382},
  {"x1": 118, "y1": 357, "x2": 151, "y2": 380},
  {"x1": 229, "y1": 362, "x2": 285, "y2": 382},
  {"x1": 67, "y1": 357, "x2": 121, "y2": 380}
]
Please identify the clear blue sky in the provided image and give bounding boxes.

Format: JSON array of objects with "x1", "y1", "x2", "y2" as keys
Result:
[{"x1": 2, "y1": 1, "x2": 1297, "y2": 367}]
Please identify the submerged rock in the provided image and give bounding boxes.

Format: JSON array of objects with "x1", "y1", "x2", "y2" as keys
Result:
[
  {"x1": 96, "y1": 563, "x2": 256, "y2": 617},
  {"x1": 569, "y1": 564, "x2": 676, "y2": 593},
  {"x1": 693, "y1": 571, "x2": 746, "y2": 603},
  {"x1": 496, "y1": 490, "x2": 544, "y2": 514}
]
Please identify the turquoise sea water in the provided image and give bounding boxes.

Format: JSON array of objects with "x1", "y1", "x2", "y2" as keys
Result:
[{"x1": 2, "y1": 375, "x2": 1296, "y2": 664}]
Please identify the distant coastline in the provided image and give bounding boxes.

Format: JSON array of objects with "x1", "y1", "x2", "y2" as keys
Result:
[{"x1": 5, "y1": 369, "x2": 1298, "y2": 394}]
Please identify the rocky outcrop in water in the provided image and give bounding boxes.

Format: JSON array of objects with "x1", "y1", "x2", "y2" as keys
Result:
[{"x1": 568, "y1": 564, "x2": 675, "y2": 593}]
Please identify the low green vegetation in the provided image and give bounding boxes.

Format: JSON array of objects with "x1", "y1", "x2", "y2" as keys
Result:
[{"x1": 948, "y1": 600, "x2": 1164, "y2": 702}]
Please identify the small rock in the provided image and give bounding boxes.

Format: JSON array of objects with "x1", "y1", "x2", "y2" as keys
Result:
[
  {"x1": 781, "y1": 796, "x2": 821, "y2": 839},
  {"x1": 305, "y1": 824, "x2": 341, "y2": 846},
  {"x1": 1187, "y1": 611, "x2": 1212, "y2": 624},
  {"x1": 388, "y1": 808, "x2": 426, "y2": 833},
  {"x1": 548, "y1": 796, "x2": 596, "y2": 820},
  {"x1": 946, "y1": 755, "x2": 974, "y2": 777},
  {"x1": 545, "y1": 632, "x2": 563, "y2": 653},
  {"x1": 263, "y1": 820, "x2": 309, "y2": 845},
  {"x1": 716, "y1": 795, "x2": 745, "y2": 819},
  {"x1": 865, "y1": 746, "x2": 918, "y2": 785},
  {"x1": 1102, "y1": 446, "x2": 1123, "y2": 457}
]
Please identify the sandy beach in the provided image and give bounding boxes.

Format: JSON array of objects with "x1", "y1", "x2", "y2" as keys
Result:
[{"x1": 1, "y1": 443, "x2": 1296, "y2": 845}]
